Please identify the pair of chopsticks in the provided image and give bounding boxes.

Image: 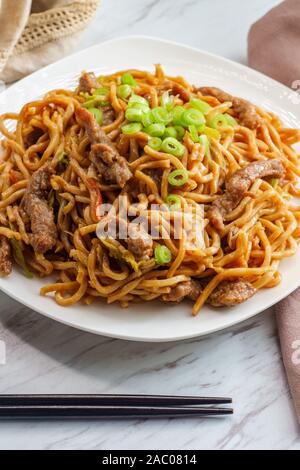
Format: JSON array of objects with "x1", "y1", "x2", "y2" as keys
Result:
[{"x1": 0, "y1": 394, "x2": 233, "y2": 419}]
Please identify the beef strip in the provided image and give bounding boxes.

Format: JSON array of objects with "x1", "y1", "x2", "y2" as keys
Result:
[
  {"x1": 76, "y1": 106, "x2": 132, "y2": 188},
  {"x1": 163, "y1": 278, "x2": 256, "y2": 307},
  {"x1": 24, "y1": 128, "x2": 44, "y2": 148},
  {"x1": 208, "y1": 279, "x2": 256, "y2": 307},
  {"x1": 78, "y1": 71, "x2": 98, "y2": 94},
  {"x1": 208, "y1": 159, "x2": 285, "y2": 230},
  {"x1": 163, "y1": 279, "x2": 202, "y2": 303},
  {"x1": 144, "y1": 168, "x2": 162, "y2": 190},
  {"x1": 160, "y1": 80, "x2": 190, "y2": 102},
  {"x1": 102, "y1": 105, "x2": 116, "y2": 126},
  {"x1": 24, "y1": 166, "x2": 58, "y2": 253},
  {"x1": 0, "y1": 235, "x2": 12, "y2": 276},
  {"x1": 127, "y1": 224, "x2": 153, "y2": 260},
  {"x1": 198, "y1": 86, "x2": 261, "y2": 129}
]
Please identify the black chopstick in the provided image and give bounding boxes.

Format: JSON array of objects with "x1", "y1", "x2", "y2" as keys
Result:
[
  {"x1": 0, "y1": 394, "x2": 232, "y2": 406},
  {"x1": 0, "y1": 394, "x2": 233, "y2": 419},
  {"x1": 0, "y1": 405, "x2": 233, "y2": 419}
]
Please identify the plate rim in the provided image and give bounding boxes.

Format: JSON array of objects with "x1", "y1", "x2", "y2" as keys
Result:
[{"x1": 0, "y1": 34, "x2": 299, "y2": 342}]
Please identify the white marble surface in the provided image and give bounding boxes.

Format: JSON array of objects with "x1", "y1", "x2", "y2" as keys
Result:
[{"x1": 1, "y1": 0, "x2": 299, "y2": 450}]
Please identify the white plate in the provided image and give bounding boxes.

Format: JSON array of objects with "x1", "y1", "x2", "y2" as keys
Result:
[{"x1": 1, "y1": 35, "x2": 300, "y2": 342}]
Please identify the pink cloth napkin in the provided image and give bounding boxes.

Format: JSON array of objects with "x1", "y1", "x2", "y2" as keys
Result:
[
  {"x1": 275, "y1": 293, "x2": 300, "y2": 423},
  {"x1": 248, "y1": 0, "x2": 300, "y2": 88},
  {"x1": 248, "y1": 0, "x2": 300, "y2": 423}
]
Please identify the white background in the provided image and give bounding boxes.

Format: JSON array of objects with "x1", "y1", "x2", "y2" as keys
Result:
[{"x1": 1, "y1": 0, "x2": 299, "y2": 450}]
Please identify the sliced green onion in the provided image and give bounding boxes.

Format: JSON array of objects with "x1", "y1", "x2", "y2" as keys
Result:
[
  {"x1": 154, "y1": 245, "x2": 172, "y2": 265},
  {"x1": 165, "y1": 194, "x2": 181, "y2": 210},
  {"x1": 202, "y1": 126, "x2": 221, "y2": 140},
  {"x1": 208, "y1": 114, "x2": 228, "y2": 129},
  {"x1": 148, "y1": 137, "x2": 162, "y2": 151},
  {"x1": 151, "y1": 106, "x2": 171, "y2": 124},
  {"x1": 128, "y1": 94, "x2": 149, "y2": 107},
  {"x1": 224, "y1": 114, "x2": 238, "y2": 127},
  {"x1": 83, "y1": 97, "x2": 104, "y2": 109},
  {"x1": 144, "y1": 123, "x2": 165, "y2": 137},
  {"x1": 8, "y1": 224, "x2": 33, "y2": 279},
  {"x1": 98, "y1": 100, "x2": 110, "y2": 107},
  {"x1": 48, "y1": 189, "x2": 55, "y2": 208},
  {"x1": 189, "y1": 98, "x2": 212, "y2": 114},
  {"x1": 188, "y1": 125, "x2": 199, "y2": 142},
  {"x1": 174, "y1": 125, "x2": 185, "y2": 140},
  {"x1": 161, "y1": 137, "x2": 185, "y2": 158},
  {"x1": 141, "y1": 109, "x2": 154, "y2": 127},
  {"x1": 199, "y1": 135, "x2": 210, "y2": 157},
  {"x1": 89, "y1": 107, "x2": 103, "y2": 125},
  {"x1": 121, "y1": 73, "x2": 137, "y2": 87},
  {"x1": 79, "y1": 92, "x2": 91, "y2": 100},
  {"x1": 168, "y1": 169, "x2": 189, "y2": 187},
  {"x1": 97, "y1": 75, "x2": 105, "y2": 84},
  {"x1": 160, "y1": 91, "x2": 174, "y2": 111},
  {"x1": 125, "y1": 107, "x2": 144, "y2": 122},
  {"x1": 172, "y1": 106, "x2": 186, "y2": 125},
  {"x1": 270, "y1": 178, "x2": 279, "y2": 188},
  {"x1": 10, "y1": 238, "x2": 33, "y2": 278},
  {"x1": 164, "y1": 127, "x2": 177, "y2": 139},
  {"x1": 93, "y1": 87, "x2": 109, "y2": 96},
  {"x1": 129, "y1": 104, "x2": 150, "y2": 117},
  {"x1": 182, "y1": 108, "x2": 205, "y2": 127},
  {"x1": 57, "y1": 151, "x2": 69, "y2": 171},
  {"x1": 122, "y1": 122, "x2": 142, "y2": 135},
  {"x1": 117, "y1": 84, "x2": 132, "y2": 100},
  {"x1": 58, "y1": 151, "x2": 68, "y2": 162}
]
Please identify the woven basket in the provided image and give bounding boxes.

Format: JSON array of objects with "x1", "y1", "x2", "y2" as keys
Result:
[{"x1": 0, "y1": 0, "x2": 100, "y2": 83}]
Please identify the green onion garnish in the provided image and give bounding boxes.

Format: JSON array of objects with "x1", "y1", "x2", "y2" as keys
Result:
[
  {"x1": 199, "y1": 135, "x2": 210, "y2": 157},
  {"x1": 10, "y1": 238, "x2": 33, "y2": 278},
  {"x1": 163, "y1": 127, "x2": 177, "y2": 139},
  {"x1": 270, "y1": 178, "x2": 279, "y2": 188},
  {"x1": 172, "y1": 106, "x2": 186, "y2": 125},
  {"x1": 168, "y1": 169, "x2": 189, "y2": 187},
  {"x1": 93, "y1": 87, "x2": 109, "y2": 96},
  {"x1": 202, "y1": 126, "x2": 221, "y2": 140},
  {"x1": 154, "y1": 245, "x2": 172, "y2": 265},
  {"x1": 121, "y1": 73, "x2": 137, "y2": 87},
  {"x1": 82, "y1": 97, "x2": 103, "y2": 109},
  {"x1": 89, "y1": 107, "x2": 103, "y2": 125},
  {"x1": 151, "y1": 107, "x2": 171, "y2": 124},
  {"x1": 128, "y1": 94, "x2": 149, "y2": 107},
  {"x1": 160, "y1": 91, "x2": 174, "y2": 111},
  {"x1": 189, "y1": 98, "x2": 212, "y2": 114},
  {"x1": 161, "y1": 137, "x2": 185, "y2": 158},
  {"x1": 208, "y1": 114, "x2": 228, "y2": 129},
  {"x1": 117, "y1": 84, "x2": 132, "y2": 100},
  {"x1": 224, "y1": 114, "x2": 238, "y2": 127},
  {"x1": 188, "y1": 125, "x2": 199, "y2": 142},
  {"x1": 165, "y1": 194, "x2": 181, "y2": 210},
  {"x1": 122, "y1": 122, "x2": 142, "y2": 135},
  {"x1": 148, "y1": 137, "x2": 162, "y2": 151},
  {"x1": 58, "y1": 151, "x2": 68, "y2": 162},
  {"x1": 48, "y1": 189, "x2": 55, "y2": 208},
  {"x1": 125, "y1": 107, "x2": 144, "y2": 122},
  {"x1": 174, "y1": 125, "x2": 185, "y2": 140},
  {"x1": 182, "y1": 108, "x2": 205, "y2": 128},
  {"x1": 141, "y1": 109, "x2": 154, "y2": 127},
  {"x1": 8, "y1": 224, "x2": 33, "y2": 279},
  {"x1": 144, "y1": 123, "x2": 165, "y2": 137}
]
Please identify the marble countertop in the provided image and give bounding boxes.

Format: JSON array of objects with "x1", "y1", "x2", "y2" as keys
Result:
[{"x1": 1, "y1": 0, "x2": 299, "y2": 450}]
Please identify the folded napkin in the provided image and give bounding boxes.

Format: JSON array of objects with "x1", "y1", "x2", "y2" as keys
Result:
[
  {"x1": 248, "y1": 0, "x2": 300, "y2": 88},
  {"x1": 0, "y1": 0, "x2": 100, "y2": 83},
  {"x1": 275, "y1": 293, "x2": 300, "y2": 422},
  {"x1": 248, "y1": 0, "x2": 300, "y2": 423}
]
